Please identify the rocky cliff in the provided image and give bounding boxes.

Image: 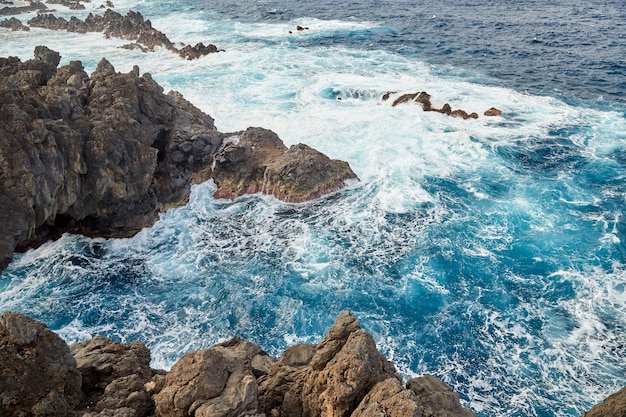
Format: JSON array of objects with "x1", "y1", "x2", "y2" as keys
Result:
[
  {"x1": 0, "y1": 310, "x2": 476, "y2": 417},
  {"x1": 0, "y1": 48, "x2": 357, "y2": 272}
]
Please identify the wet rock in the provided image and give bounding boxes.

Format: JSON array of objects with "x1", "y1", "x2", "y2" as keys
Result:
[
  {"x1": 212, "y1": 127, "x2": 358, "y2": 202},
  {"x1": 0, "y1": 16, "x2": 30, "y2": 30},
  {"x1": 484, "y1": 107, "x2": 502, "y2": 116},
  {"x1": 27, "y1": 9, "x2": 219, "y2": 59},
  {"x1": 0, "y1": 311, "x2": 82, "y2": 417},
  {"x1": 391, "y1": 91, "x2": 431, "y2": 107},
  {"x1": 0, "y1": 0, "x2": 47, "y2": 16},
  {"x1": 178, "y1": 42, "x2": 218, "y2": 60}
]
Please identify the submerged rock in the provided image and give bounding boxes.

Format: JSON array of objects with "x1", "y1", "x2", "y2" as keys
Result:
[{"x1": 0, "y1": 310, "x2": 477, "y2": 417}]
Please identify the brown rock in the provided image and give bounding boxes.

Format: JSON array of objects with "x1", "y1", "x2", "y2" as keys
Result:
[
  {"x1": 212, "y1": 127, "x2": 358, "y2": 202},
  {"x1": 407, "y1": 376, "x2": 475, "y2": 417},
  {"x1": 582, "y1": 386, "x2": 626, "y2": 417},
  {"x1": 484, "y1": 107, "x2": 502, "y2": 116},
  {"x1": 352, "y1": 378, "x2": 423, "y2": 417},
  {"x1": 0, "y1": 311, "x2": 82, "y2": 417},
  {"x1": 70, "y1": 336, "x2": 156, "y2": 417},
  {"x1": 257, "y1": 311, "x2": 399, "y2": 417},
  {"x1": 391, "y1": 91, "x2": 431, "y2": 107},
  {"x1": 154, "y1": 337, "x2": 266, "y2": 417}
]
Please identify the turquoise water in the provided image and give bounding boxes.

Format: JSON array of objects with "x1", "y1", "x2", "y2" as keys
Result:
[{"x1": 1, "y1": 1, "x2": 626, "y2": 416}]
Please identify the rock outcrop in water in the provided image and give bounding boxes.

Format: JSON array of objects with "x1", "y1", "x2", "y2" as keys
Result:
[
  {"x1": 0, "y1": 310, "x2": 477, "y2": 417},
  {"x1": 26, "y1": 9, "x2": 220, "y2": 60},
  {"x1": 382, "y1": 91, "x2": 502, "y2": 119},
  {"x1": 0, "y1": 48, "x2": 357, "y2": 272},
  {"x1": 212, "y1": 128, "x2": 358, "y2": 202}
]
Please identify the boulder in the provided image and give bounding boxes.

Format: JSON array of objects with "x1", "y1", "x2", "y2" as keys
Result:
[
  {"x1": 154, "y1": 336, "x2": 271, "y2": 417},
  {"x1": 212, "y1": 127, "x2": 358, "y2": 202},
  {"x1": 0, "y1": 311, "x2": 82, "y2": 417},
  {"x1": 406, "y1": 376, "x2": 475, "y2": 417},
  {"x1": 257, "y1": 311, "x2": 399, "y2": 417},
  {"x1": 351, "y1": 378, "x2": 423, "y2": 417},
  {"x1": 70, "y1": 336, "x2": 156, "y2": 417}
]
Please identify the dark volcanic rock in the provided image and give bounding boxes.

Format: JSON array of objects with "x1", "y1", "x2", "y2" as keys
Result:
[
  {"x1": 0, "y1": 311, "x2": 82, "y2": 417},
  {"x1": 212, "y1": 127, "x2": 358, "y2": 202},
  {"x1": 0, "y1": 48, "x2": 357, "y2": 273},
  {"x1": 0, "y1": 16, "x2": 30, "y2": 30},
  {"x1": 0, "y1": 0, "x2": 47, "y2": 16},
  {"x1": 27, "y1": 9, "x2": 220, "y2": 59},
  {"x1": 0, "y1": 47, "x2": 220, "y2": 271},
  {"x1": 484, "y1": 107, "x2": 502, "y2": 116}
]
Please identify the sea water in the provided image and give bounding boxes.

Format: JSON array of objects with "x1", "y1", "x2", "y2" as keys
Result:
[{"x1": 1, "y1": 1, "x2": 626, "y2": 416}]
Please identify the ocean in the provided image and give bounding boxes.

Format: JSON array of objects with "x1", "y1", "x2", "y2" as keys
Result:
[{"x1": 1, "y1": 1, "x2": 626, "y2": 416}]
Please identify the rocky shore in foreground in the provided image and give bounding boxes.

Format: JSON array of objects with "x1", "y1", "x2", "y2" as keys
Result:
[
  {"x1": 0, "y1": 47, "x2": 357, "y2": 273},
  {"x1": 0, "y1": 310, "x2": 476, "y2": 417}
]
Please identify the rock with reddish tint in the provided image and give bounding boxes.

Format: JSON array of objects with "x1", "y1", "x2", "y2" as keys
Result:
[
  {"x1": 257, "y1": 311, "x2": 400, "y2": 417},
  {"x1": 484, "y1": 107, "x2": 502, "y2": 116},
  {"x1": 212, "y1": 127, "x2": 358, "y2": 202},
  {"x1": 582, "y1": 386, "x2": 626, "y2": 417}
]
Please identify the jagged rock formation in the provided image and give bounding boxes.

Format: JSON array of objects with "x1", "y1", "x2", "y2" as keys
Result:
[
  {"x1": 382, "y1": 91, "x2": 502, "y2": 119},
  {"x1": 0, "y1": 48, "x2": 357, "y2": 273},
  {"x1": 0, "y1": 310, "x2": 476, "y2": 417},
  {"x1": 0, "y1": 16, "x2": 30, "y2": 30},
  {"x1": 27, "y1": 9, "x2": 220, "y2": 60},
  {"x1": 0, "y1": 0, "x2": 47, "y2": 16},
  {"x1": 212, "y1": 128, "x2": 358, "y2": 202}
]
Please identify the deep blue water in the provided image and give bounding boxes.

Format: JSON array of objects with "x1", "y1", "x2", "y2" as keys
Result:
[{"x1": 1, "y1": 1, "x2": 626, "y2": 416}]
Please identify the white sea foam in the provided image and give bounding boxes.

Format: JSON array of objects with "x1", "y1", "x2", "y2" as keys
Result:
[{"x1": 3, "y1": 5, "x2": 626, "y2": 417}]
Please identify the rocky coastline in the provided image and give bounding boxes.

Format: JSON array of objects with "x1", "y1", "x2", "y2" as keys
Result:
[
  {"x1": 0, "y1": 47, "x2": 357, "y2": 272},
  {"x1": 0, "y1": 310, "x2": 477, "y2": 417}
]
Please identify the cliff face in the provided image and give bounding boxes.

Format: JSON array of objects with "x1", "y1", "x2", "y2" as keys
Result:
[
  {"x1": 0, "y1": 48, "x2": 357, "y2": 272},
  {"x1": 0, "y1": 310, "x2": 476, "y2": 417}
]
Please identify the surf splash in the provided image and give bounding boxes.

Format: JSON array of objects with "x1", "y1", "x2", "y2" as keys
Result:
[{"x1": 1, "y1": 1, "x2": 626, "y2": 416}]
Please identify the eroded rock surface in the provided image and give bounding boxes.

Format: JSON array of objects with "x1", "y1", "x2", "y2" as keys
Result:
[
  {"x1": 0, "y1": 311, "x2": 82, "y2": 417},
  {"x1": 212, "y1": 127, "x2": 358, "y2": 202},
  {"x1": 0, "y1": 47, "x2": 356, "y2": 275},
  {"x1": 0, "y1": 311, "x2": 479, "y2": 417}
]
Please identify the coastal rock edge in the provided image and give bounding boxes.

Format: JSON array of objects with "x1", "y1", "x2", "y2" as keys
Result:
[
  {"x1": 0, "y1": 310, "x2": 476, "y2": 417},
  {"x1": 0, "y1": 47, "x2": 357, "y2": 273}
]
